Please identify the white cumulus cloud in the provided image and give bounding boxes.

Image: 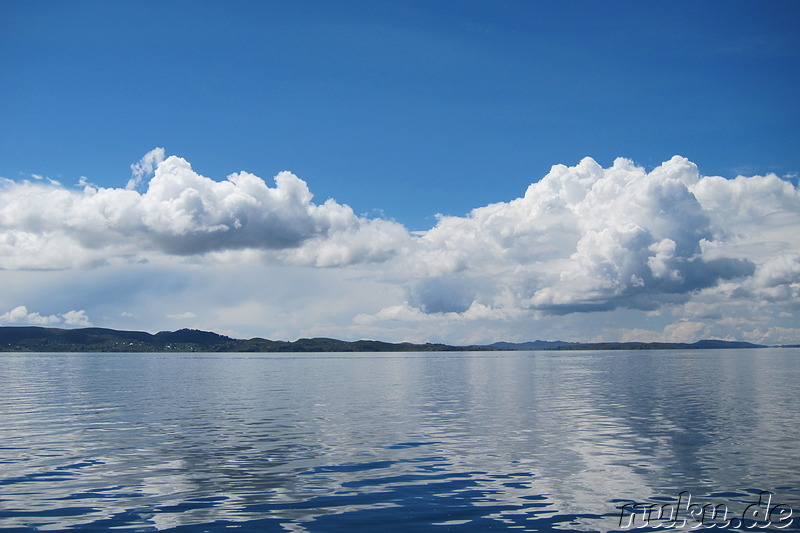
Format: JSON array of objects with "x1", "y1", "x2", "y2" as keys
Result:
[
  {"x1": 0, "y1": 306, "x2": 91, "y2": 327},
  {"x1": 395, "y1": 156, "x2": 759, "y2": 319},
  {"x1": 0, "y1": 151, "x2": 798, "y2": 345},
  {"x1": 127, "y1": 147, "x2": 165, "y2": 190},
  {"x1": 0, "y1": 151, "x2": 409, "y2": 269}
]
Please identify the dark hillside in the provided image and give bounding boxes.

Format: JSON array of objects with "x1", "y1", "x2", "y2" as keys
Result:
[
  {"x1": 154, "y1": 329, "x2": 232, "y2": 344},
  {"x1": 0, "y1": 326, "x2": 774, "y2": 352}
]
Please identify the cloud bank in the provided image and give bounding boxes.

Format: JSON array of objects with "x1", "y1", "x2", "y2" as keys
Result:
[
  {"x1": 0, "y1": 306, "x2": 91, "y2": 327},
  {"x1": 405, "y1": 157, "x2": 760, "y2": 315},
  {"x1": 0, "y1": 150, "x2": 409, "y2": 269},
  {"x1": 0, "y1": 151, "x2": 797, "y2": 344}
]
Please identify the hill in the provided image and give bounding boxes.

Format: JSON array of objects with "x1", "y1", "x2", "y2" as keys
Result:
[
  {"x1": 553, "y1": 339, "x2": 766, "y2": 351},
  {"x1": 0, "y1": 326, "x2": 483, "y2": 353},
  {"x1": 0, "y1": 325, "x2": 777, "y2": 352}
]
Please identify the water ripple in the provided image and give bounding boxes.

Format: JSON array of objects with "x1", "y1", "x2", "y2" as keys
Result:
[{"x1": 1, "y1": 349, "x2": 798, "y2": 532}]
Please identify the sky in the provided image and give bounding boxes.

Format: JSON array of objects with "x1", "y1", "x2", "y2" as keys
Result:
[{"x1": 1, "y1": 1, "x2": 799, "y2": 345}]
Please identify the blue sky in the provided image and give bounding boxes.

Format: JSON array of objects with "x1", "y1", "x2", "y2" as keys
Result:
[
  {"x1": 1, "y1": 1, "x2": 799, "y2": 344},
  {"x1": 4, "y1": 1, "x2": 798, "y2": 228}
]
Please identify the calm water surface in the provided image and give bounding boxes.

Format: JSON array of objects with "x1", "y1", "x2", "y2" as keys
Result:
[{"x1": 1, "y1": 349, "x2": 798, "y2": 532}]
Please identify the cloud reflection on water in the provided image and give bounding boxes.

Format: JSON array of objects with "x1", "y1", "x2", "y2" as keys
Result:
[{"x1": 0, "y1": 350, "x2": 798, "y2": 532}]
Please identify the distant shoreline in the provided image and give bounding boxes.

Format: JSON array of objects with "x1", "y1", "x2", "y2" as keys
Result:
[{"x1": 0, "y1": 325, "x2": 791, "y2": 353}]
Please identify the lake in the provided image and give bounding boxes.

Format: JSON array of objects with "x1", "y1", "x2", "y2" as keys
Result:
[{"x1": 1, "y1": 349, "x2": 798, "y2": 532}]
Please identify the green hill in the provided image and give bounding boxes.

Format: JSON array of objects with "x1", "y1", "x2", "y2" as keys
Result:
[{"x1": 0, "y1": 325, "x2": 772, "y2": 353}]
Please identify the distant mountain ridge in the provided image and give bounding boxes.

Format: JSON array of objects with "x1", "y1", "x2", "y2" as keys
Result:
[
  {"x1": 0, "y1": 325, "x2": 779, "y2": 352},
  {"x1": 488, "y1": 340, "x2": 574, "y2": 350}
]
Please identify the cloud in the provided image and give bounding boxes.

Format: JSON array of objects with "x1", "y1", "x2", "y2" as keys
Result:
[
  {"x1": 0, "y1": 152, "x2": 409, "y2": 269},
  {"x1": 398, "y1": 156, "x2": 761, "y2": 318},
  {"x1": 61, "y1": 309, "x2": 92, "y2": 327},
  {"x1": 743, "y1": 326, "x2": 800, "y2": 346},
  {"x1": 32, "y1": 174, "x2": 61, "y2": 186},
  {"x1": 127, "y1": 147, "x2": 165, "y2": 190},
  {"x1": 0, "y1": 151, "x2": 797, "y2": 344},
  {"x1": 693, "y1": 171, "x2": 800, "y2": 259},
  {"x1": 0, "y1": 305, "x2": 91, "y2": 327},
  {"x1": 167, "y1": 311, "x2": 198, "y2": 320}
]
